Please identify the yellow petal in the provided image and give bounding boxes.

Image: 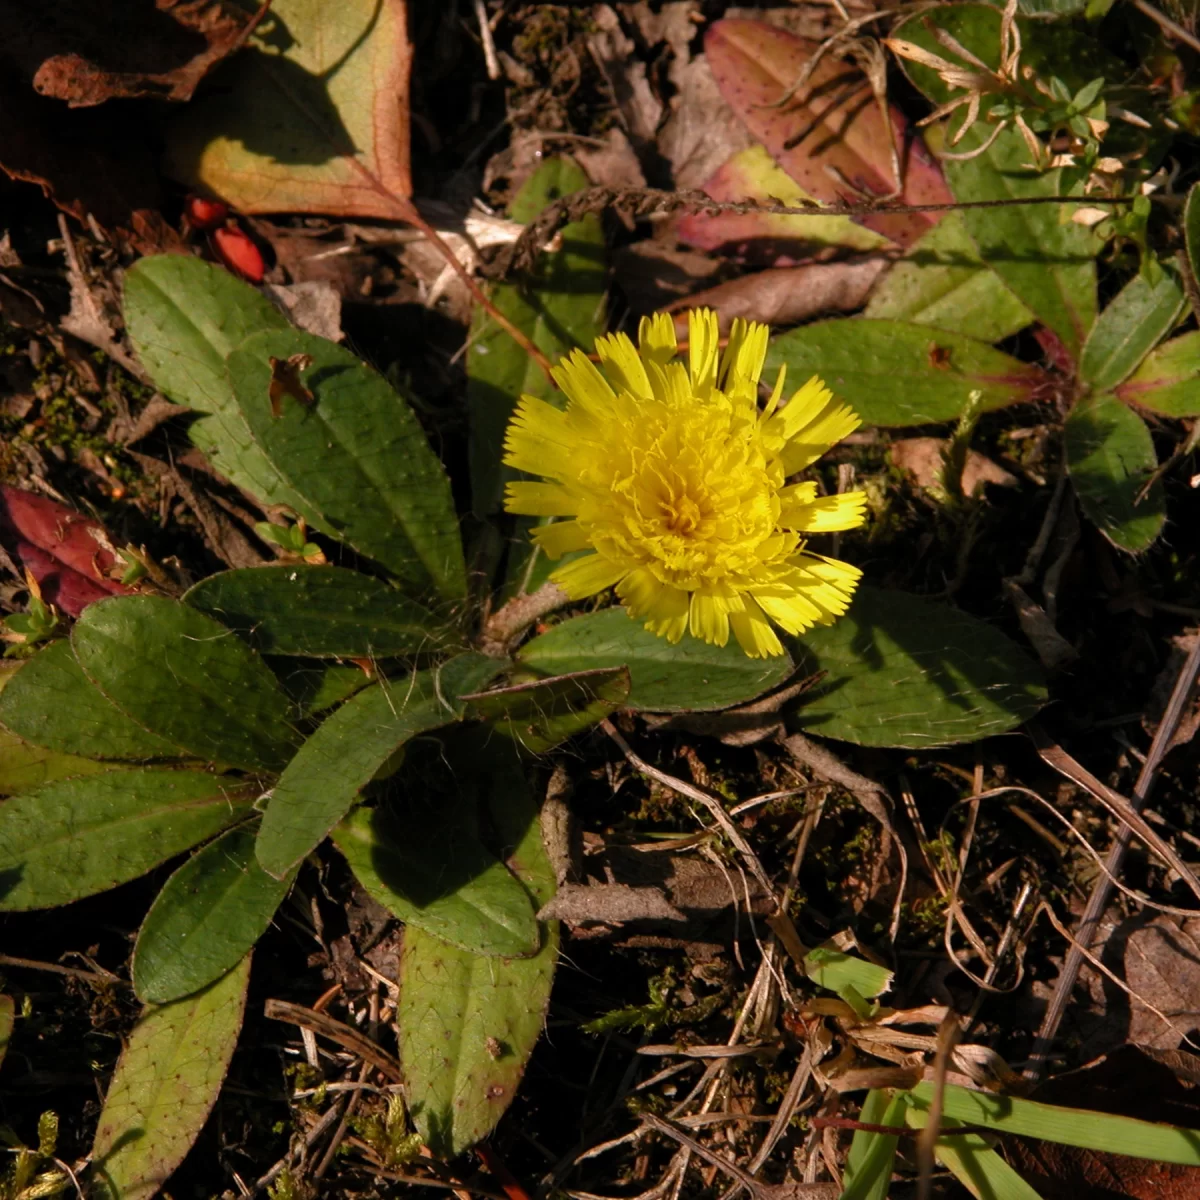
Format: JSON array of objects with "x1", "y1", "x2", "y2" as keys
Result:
[
  {"x1": 596, "y1": 332, "x2": 652, "y2": 401},
  {"x1": 551, "y1": 552, "x2": 627, "y2": 600},
  {"x1": 688, "y1": 587, "x2": 741, "y2": 647},
  {"x1": 755, "y1": 588, "x2": 824, "y2": 635},
  {"x1": 505, "y1": 481, "x2": 579, "y2": 517},
  {"x1": 780, "y1": 490, "x2": 868, "y2": 533},
  {"x1": 773, "y1": 376, "x2": 861, "y2": 474},
  {"x1": 553, "y1": 348, "x2": 615, "y2": 417},
  {"x1": 730, "y1": 598, "x2": 784, "y2": 658},
  {"x1": 503, "y1": 395, "x2": 573, "y2": 476},
  {"x1": 688, "y1": 308, "x2": 720, "y2": 398},
  {"x1": 625, "y1": 575, "x2": 689, "y2": 643},
  {"x1": 638, "y1": 312, "x2": 677, "y2": 365},
  {"x1": 718, "y1": 318, "x2": 769, "y2": 395},
  {"x1": 532, "y1": 519, "x2": 591, "y2": 559}
]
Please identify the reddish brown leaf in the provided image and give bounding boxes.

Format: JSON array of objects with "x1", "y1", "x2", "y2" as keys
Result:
[
  {"x1": 0, "y1": 0, "x2": 267, "y2": 108},
  {"x1": 0, "y1": 487, "x2": 129, "y2": 616},
  {"x1": 704, "y1": 19, "x2": 952, "y2": 248}
]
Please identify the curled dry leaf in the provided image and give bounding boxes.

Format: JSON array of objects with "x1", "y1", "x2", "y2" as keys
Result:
[
  {"x1": 705, "y1": 19, "x2": 952, "y2": 248},
  {"x1": 0, "y1": 486, "x2": 129, "y2": 616},
  {"x1": 0, "y1": 0, "x2": 268, "y2": 107},
  {"x1": 668, "y1": 258, "x2": 887, "y2": 334}
]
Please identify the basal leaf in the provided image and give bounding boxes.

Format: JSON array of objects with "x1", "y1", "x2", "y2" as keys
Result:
[
  {"x1": 268, "y1": 658, "x2": 373, "y2": 717},
  {"x1": 333, "y1": 802, "x2": 539, "y2": 957},
  {"x1": 133, "y1": 825, "x2": 292, "y2": 1004},
  {"x1": 92, "y1": 954, "x2": 250, "y2": 1200},
  {"x1": 399, "y1": 744, "x2": 557, "y2": 1156},
  {"x1": 164, "y1": 0, "x2": 413, "y2": 219},
  {"x1": 255, "y1": 653, "x2": 503, "y2": 880},
  {"x1": 72, "y1": 596, "x2": 300, "y2": 772},
  {"x1": 468, "y1": 158, "x2": 606, "y2": 518},
  {"x1": 228, "y1": 330, "x2": 466, "y2": 602},
  {"x1": 0, "y1": 994, "x2": 12, "y2": 1070},
  {"x1": 863, "y1": 211, "x2": 1032, "y2": 342},
  {"x1": 0, "y1": 726, "x2": 110, "y2": 795},
  {"x1": 0, "y1": 639, "x2": 180, "y2": 761},
  {"x1": 705, "y1": 19, "x2": 951, "y2": 248},
  {"x1": 517, "y1": 607, "x2": 794, "y2": 712},
  {"x1": 842, "y1": 1090, "x2": 909, "y2": 1200},
  {"x1": 1186, "y1": 182, "x2": 1200, "y2": 286},
  {"x1": 1065, "y1": 391, "x2": 1165, "y2": 552},
  {"x1": 0, "y1": 769, "x2": 254, "y2": 910},
  {"x1": 766, "y1": 319, "x2": 1045, "y2": 426},
  {"x1": 122, "y1": 257, "x2": 310, "y2": 515},
  {"x1": 790, "y1": 587, "x2": 1046, "y2": 748},
  {"x1": 1079, "y1": 267, "x2": 1185, "y2": 391},
  {"x1": 1116, "y1": 331, "x2": 1200, "y2": 416},
  {"x1": 184, "y1": 565, "x2": 450, "y2": 658},
  {"x1": 462, "y1": 666, "x2": 630, "y2": 752}
]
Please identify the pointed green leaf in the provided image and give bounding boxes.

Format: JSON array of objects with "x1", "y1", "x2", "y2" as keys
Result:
[
  {"x1": 228, "y1": 330, "x2": 466, "y2": 602},
  {"x1": 122, "y1": 257, "x2": 312, "y2": 517},
  {"x1": 1185, "y1": 182, "x2": 1200, "y2": 286},
  {"x1": 841, "y1": 1090, "x2": 907, "y2": 1200},
  {"x1": 255, "y1": 653, "x2": 503, "y2": 880},
  {"x1": 463, "y1": 667, "x2": 630, "y2": 752},
  {"x1": 765, "y1": 319, "x2": 1045, "y2": 427},
  {"x1": 92, "y1": 954, "x2": 249, "y2": 1200},
  {"x1": 0, "y1": 769, "x2": 255, "y2": 910},
  {"x1": 1065, "y1": 391, "x2": 1165, "y2": 551},
  {"x1": 184, "y1": 565, "x2": 451, "y2": 658},
  {"x1": 518, "y1": 607, "x2": 794, "y2": 712},
  {"x1": 72, "y1": 596, "x2": 300, "y2": 772},
  {"x1": 1079, "y1": 267, "x2": 1185, "y2": 390},
  {"x1": 334, "y1": 803, "x2": 538, "y2": 957},
  {"x1": 467, "y1": 158, "x2": 606, "y2": 518},
  {"x1": 1117, "y1": 331, "x2": 1200, "y2": 416},
  {"x1": 790, "y1": 587, "x2": 1046, "y2": 748},
  {"x1": 399, "y1": 745, "x2": 557, "y2": 1156},
  {"x1": 805, "y1": 941, "x2": 893, "y2": 1006},
  {"x1": 0, "y1": 639, "x2": 180, "y2": 761},
  {"x1": 133, "y1": 825, "x2": 292, "y2": 1004},
  {"x1": 864, "y1": 211, "x2": 1032, "y2": 342}
]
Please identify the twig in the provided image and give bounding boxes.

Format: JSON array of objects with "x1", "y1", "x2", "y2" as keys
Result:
[
  {"x1": 1132, "y1": 0, "x2": 1200, "y2": 53},
  {"x1": 1025, "y1": 632, "x2": 1200, "y2": 1079},
  {"x1": 916, "y1": 1012, "x2": 960, "y2": 1200},
  {"x1": 0, "y1": 953, "x2": 125, "y2": 986},
  {"x1": 263, "y1": 998, "x2": 402, "y2": 1082}
]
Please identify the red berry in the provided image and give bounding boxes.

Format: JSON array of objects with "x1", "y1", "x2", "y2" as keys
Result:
[
  {"x1": 184, "y1": 195, "x2": 230, "y2": 231},
  {"x1": 211, "y1": 226, "x2": 265, "y2": 283}
]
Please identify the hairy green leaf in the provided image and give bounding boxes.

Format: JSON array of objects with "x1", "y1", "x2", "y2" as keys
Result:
[
  {"x1": 1065, "y1": 391, "x2": 1165, "y2": 551},
  {"x1": 1117, "y1": 331, "x2": 1200, "y2": 416},
  {"x1": 0, "y1": 769, "x2": 254, "y2": 910},
  {"x1": 92, "y1": 955, "x2": 250, "y2": 1200},
  {"x1": 133, "y1": 825, "x2": 292, "y2": 1004},
  {"x1": 790, "y1": 587, "x2": 1046, "y2": 748},
  {"x1": 0, "y1": 726, "x2": 110, "y2": 794},
  {"x1": 518, "y1": 607, "x2": 794, "y2": 712},
  {"x1": 1079, "y1": 267, "x2": 1185, "y2": 390},
  {"x1": 185, "y1": 565, "x2": 450, "y2": 658},
  {"x1": 72, "y1": 596, "x2": 300, "y2": 772}
]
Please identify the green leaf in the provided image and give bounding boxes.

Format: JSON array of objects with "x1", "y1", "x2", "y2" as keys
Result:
[
  {"x1": 841, "y1": 1089, "x2": 908, "y2": 1200},
  {"x1": 268, "y1": 658, "x2": 373, "y2": 717},
  {"x1": 398, "y1": 745, "x2": 557, "y2": 1156},
  {"x1": 1079, "y1": 267, "x2": 1185, "y2": 390},
  {"x1": 184, "y1": 565, "x2": 450, "y2": 658},
  {"x1": 0, "y1": 769, "x2": 254, "y2": 910},
  {"x1": 463, "y1": 667, "x2": 630, "y2": 752},
  {"x1": 467, "y1": 157, "x2": 606, "y2": 518},
  {"x1": 133, "y1": 825, "x2": 292, "y2": 1004},
  {"x1": 518, "y1": 607, "x2": 794, "y2": 712},
  {"x1": 1186, "y1": 183, "x2": 1200, "y2": 287},
  {"x1": 333, "y1": 802, "x2": 538, "y2": 957},
  {"x1": 1065, "y1": 391, "x2": 1165, "y2": 551},
  {"x1": 92, "y1": 954, "x2": 249, "y2": 1200},
  {"x1": 790, "y1": 587, "x2": 1046, "y2": 748},
  {"x1": 122, "y1": 257, "x2": 312, "y2": 516},
  {"x1": 255, "y1": 653, "x2": 503, "y2": 880},
  {"x1": 864, "y1": 211, "x2": 1033, "y2": 342},
  {"x1": 1117, "y1": 331, "x2": 1200, "y2": 416},
  {"x1": 0, "y1": 726, "x2": 110, "y2": 794},
  {"x1": 228, "y1": 330, "x2": 467, "y2": 602},
  {"x1": 906, "y1": 1081, "x2": 1200, "y2": 1165},
  {"x1": 805, "y1": 941, "x2": 893, "y2": 1006},
  {"x1": 0, "y1": 993, "x2": 12, "y2": 1071},
  {"x1": 0, "y1": 639, "x2": 180, "y2": 761},
  {"x1": 765, "y1": 319, "x2": 1045, "y2": 427},
  {"x1": 72, "y1": 596, "x2": 300, "y2": 772},
  {"x1": 943, "y1": 125, "x2": 1097, "y2": 362}
]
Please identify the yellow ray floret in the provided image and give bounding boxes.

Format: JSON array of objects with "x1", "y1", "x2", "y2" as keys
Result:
[{"x1": 502, "y1": 308, "x2": 867, "y2": 657}]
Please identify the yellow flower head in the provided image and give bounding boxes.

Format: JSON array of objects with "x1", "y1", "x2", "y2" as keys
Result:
[{"x1": 503, "y1": 309, "x2": 867, "y2": 658}]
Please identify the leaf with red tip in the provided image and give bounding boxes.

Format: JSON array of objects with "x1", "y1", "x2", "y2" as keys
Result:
[
  {"x1": 210, "y1": 227, "x2": 265, "y2": 283},
  {"x1": 0, "y1": 487, "x2": 128, "y2": 616},
  {"x1": 184, "y1": 197, "x2": 229, "y2": 232},
  {"x1": 704, "y1": 19, "x2": 951, "y2": 248},
  {"x1": 677, "y1": 144, "x2": 888, "y2": 262}
]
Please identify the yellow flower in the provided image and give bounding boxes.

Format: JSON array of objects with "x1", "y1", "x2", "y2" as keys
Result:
[{"x1": 503, "y1": 309, "x2": 867, "y2": 658}]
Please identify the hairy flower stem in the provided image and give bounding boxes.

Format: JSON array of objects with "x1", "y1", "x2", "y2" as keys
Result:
[{"x1": 478, "y1": 581, "x2": 570, "y2": 658}]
